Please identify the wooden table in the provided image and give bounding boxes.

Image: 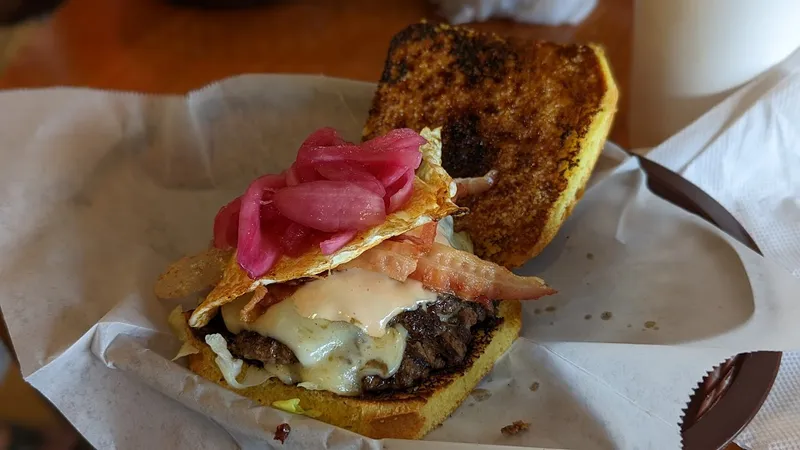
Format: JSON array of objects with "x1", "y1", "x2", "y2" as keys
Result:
[
  {"x1": 0, "y1": 0, "x2": 631, "y2": 145},
  {"x1": 0, "y1": 0, "x2": 743, "y2": 448}
]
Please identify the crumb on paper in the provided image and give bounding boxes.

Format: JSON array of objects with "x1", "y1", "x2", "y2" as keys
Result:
[
  {"x1": 501, "y1": 420, "x2": 530, "y2": 436},
  {"x1": 601, "y1": 311, "x2": 613, "y2": 320},
  {"x1": 529, "y1": 382, "x2": 540, "y2": 392},
  {"x1": 549, "y1": 321, "x2": 554, "y2": 325},
  {"x1": 627, "y1": 324, "x2": 632, "y2": 328},
  {"x1": 545, "y1": 306, "x2": 556, "y2": 312},
  {"x1": 586, "y1": 252, "x2": 594, "y2": 260},
  {"x1": 584, "y1": 314, "x2": 592, "y2": 320},
  {"x1": 471, "y1": 388, "x2": 492, "y2": 401},
  {"x1": 273, "y1": 423, "x2": 291, "y2": 444},
  {"x1": 534, "y1": 308, "x2": 541, "y2": 315},
  {"x1": 644, "y1": 320, "x2": 657, "y2": 329}
]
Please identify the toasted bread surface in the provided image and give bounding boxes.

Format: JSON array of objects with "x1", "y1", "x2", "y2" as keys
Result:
[
  {"x1": 184, "y1": 300, "x2": 521, "y2": 440},
  {"x1": 364, "y1": 22, "x2": 619, "y2": 268}
]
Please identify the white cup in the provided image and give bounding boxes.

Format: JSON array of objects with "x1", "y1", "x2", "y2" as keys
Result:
[{"x1": 629, "y1": 0, "x2": 800, "y2": 149}]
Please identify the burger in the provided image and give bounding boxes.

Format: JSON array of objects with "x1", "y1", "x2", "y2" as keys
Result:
[
  {"x1": 157, "y1": 21, "x2": 617, "y2": 441},
  {"x1": 158, "y1": 127, "x2": 555, "y2": 439}
]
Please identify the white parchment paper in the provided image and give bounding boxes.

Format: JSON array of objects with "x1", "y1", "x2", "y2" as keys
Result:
[
  {"x1": 1, "y1": 75, "x2": 799, "y2": 450},
  {"x1": 645, "y1": 46, "x2": 800, "y2": 449}
]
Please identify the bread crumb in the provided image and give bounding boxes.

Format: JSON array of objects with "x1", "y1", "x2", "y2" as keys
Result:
[
  {"x1": 586, "y1": 252, "x2": 594, "y2": 260},
  {"x1": 584, "y1": 314, "x2": 592, "y2": 320},
  {"x1": 644, "y1": 320, "x2": 656, "y2": 329},
  {"x1": 471, "y1": 388, "x2": 492, "y2": 401},
  {"x1": 545, "y1": 306, "x2": 556, "y2": 312},
  {"x1": 501, "y1": 420, "x2": 530, "y2": 436},
  {"x1": 534, "y1": 308, "x2": 542, "y2": 315},
  {"x1": 529, "y1": 381, "x2": 540, "y2": 392},
  {"x1": 601, "y1": 311, "x2": 612, "y2": 320}
]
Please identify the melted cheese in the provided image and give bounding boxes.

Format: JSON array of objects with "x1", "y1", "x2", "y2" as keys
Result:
[
  {"x1": 435, "y1": 216, "x2": 473, "y2": 252},
  {"x1": 291, "y1": 268, "x2": 437, "y2": 337},
  {"x1": 221, "y1": 296, "x2": 408, "y2": 396},
  {"x1": 214, "y1": 221, "x2": 473, "y2": 396}
]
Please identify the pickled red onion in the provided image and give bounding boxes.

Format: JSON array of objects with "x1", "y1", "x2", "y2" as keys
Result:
[
  {"x1": 315, "y1": 161, "x2": 385, "y2": 196},
  {"x1": 301, "y1": 127, "x2": 346, "y2": 147},
  {"x1": 361, "y1": 128, "x2": 427, "y2": 156},
  {"x1": 281, "y1": 223, "x2": 315, "y2": 257},
  {"x1": 212, "y1": 127, "x2": 429, "y2": 279},
  {"x1": 273, "y1": 181, "x2": 386, "y2": 232},
  {"x1": 285, "y1": 166, "x2": 301, "y2": 186},
  {"x1": 286, "y1": 163, "x2": 319, "y2": 186},
  {"x1": 236, "y1": 174, "x2": 287, "y2": 278},
  {"x1": 213, "y1": 197, "x2": 242, "y2": 249},
  {"x1": 386, "y1": 169, "x2": 415, "y2": 213},
  {"x1": 295, "y1": 144, "x2": 421, "y2": 171},
  {"x1": 372, "y1": 164, "x2": 409, "y2": 188},
  {"x1": 320, "y1": 230, "x2": 358, "y2": 255}
]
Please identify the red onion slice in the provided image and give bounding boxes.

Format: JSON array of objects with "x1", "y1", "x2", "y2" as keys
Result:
[
  {"x1": 301, "y1": 127, "x2": 346, "y2": 147},
  {"x1": 273, "y1": 180, "x2": 386, "y2": 232},
  {"x1": 237, "y1": 174, "x2": 287, "y2": 278},
  {"x1": 210, "y1": 128, "x2": 428, "y2": 276},
  {"x1": 386, "y1": 169, "x2": 415, "y2": 213},
  {"x1": 285, "y1": 166, "x2": 301, "y2": 186},
  {"x1": 371, "y1": 164, "x2": 408, "y2": 188},
  {"x1": 213, "y1": 196, "x2": 242, "y2": 249},
  {"x1": 319, "y1": 230, "x2": 358, "y2": 255},
  {"x1": 280, "y1": 222, "x2": 316, "y2": 257},
  {"x1": 296, "y1": 144, "x2": 422, "y2": 171},
  {"x1": 315, "y1": 161, "x2": 385, "y2": 196},
  {"x1": 360, "y1": 128, "x2": 426, "y2": 158},
  {"x1": 286, "y1": 162, "x2": 320, "y2": 186},
  {"x1": 261, "y1": 203, "x2": 292, "y2": 238}
]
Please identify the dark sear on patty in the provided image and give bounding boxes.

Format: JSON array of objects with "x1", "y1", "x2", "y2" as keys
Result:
[
  {"x1": 192, "y1": 316, "x2": 299, "y2": 365},
  {"x1": 191, "y1": 294, "x2": 497, "y2": 393},
  {"x1": 362, "y1": 294, "x2": 496, "y2": 392}
]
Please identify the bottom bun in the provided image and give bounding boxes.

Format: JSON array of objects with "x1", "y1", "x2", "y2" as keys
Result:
[{"x1": 184, "y1": 300, "x2": 522, "y2": 440}]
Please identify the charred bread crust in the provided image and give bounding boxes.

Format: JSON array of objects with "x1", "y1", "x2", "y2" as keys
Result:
[
  {"x1": 182, "y1": 300, "x2": 522, "y2": 440},
  {"x1": 364, "y1": 22, "x2": 619, "y2": 268}
]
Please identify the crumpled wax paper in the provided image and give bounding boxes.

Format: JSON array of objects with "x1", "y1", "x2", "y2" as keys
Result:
[{"x1": 0, "y1": 75, "x2": 799, "y2": 450}]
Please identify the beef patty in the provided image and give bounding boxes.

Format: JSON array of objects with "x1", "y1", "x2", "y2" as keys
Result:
[
  {"x1": 191, "y1": 294, "x2": 497, "y2": 393},
  {"x1": 192, "y1": 315, "x2": 298, "y2": 365},
  {"x1": 362, "y1": 294, "x2": 496, "y2": 392}
]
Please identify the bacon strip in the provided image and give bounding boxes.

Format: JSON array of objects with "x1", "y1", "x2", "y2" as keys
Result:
[
  {"x1": 240, "y1": 283, "x2": 301, "y2": 323},
  {"x1": 408, "y1": 243, "x2": 556, "y2": 301},
  {"x1": 454, "y1": 170, "x2": 499, "y2": 201},
  {"x1": 391, "y1": 222, "x2": 437, "y2": 252},
  {"x1": 339, "y1": 240, "x2": 425, "y2": 282}
]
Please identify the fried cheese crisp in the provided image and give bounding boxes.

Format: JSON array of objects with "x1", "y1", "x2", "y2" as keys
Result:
[
  {"x1": 187, "y1": 127, "x2": 461, "y2": 328},
  {"x1": 155, "y1": 248, "x2": 233, "y2": 300}
]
